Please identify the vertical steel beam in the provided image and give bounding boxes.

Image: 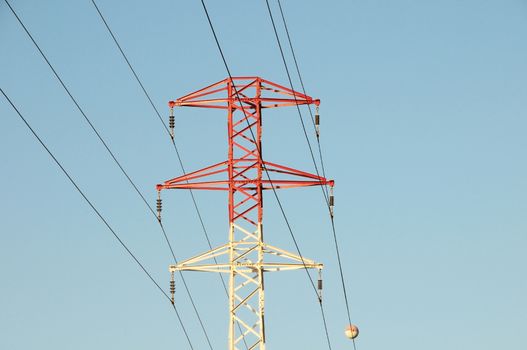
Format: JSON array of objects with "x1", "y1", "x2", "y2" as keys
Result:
[{"x1": 227, "y1": 78, "x2": 265, "y2": 350}]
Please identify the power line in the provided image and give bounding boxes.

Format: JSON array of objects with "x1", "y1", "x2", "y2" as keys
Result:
[
  {"x1": 3, "y1": 1, "x2": 211, "y2": 347},
  {"x1": 0, "y1": 87, "x2": 194, "y2": 350},
  {"x1": 276, "y1": 0, "x2": 330, "y2": 197},
  {"x1": 263, "y1": 0, "x2": 327, "y2": 291},
  {"x1": 265, "y1": 0, "x2": 356, "y2": 343},
  {"x1": 89, "y1": 2, "x2": 263, "y2": 349},
  {"x1": 263, "y1": 0, "x2": 322, "y2": 192},
  {"x1": 199, "y1": 0, "x2": 317, "y2": 293},
  {"x1": 198, "y1": 1, "x2": 333, "y2": 349},
  {"x1": 88, "y1": 1, "x2": 220, "y2": 348},
  {"x1": 3, "y1": 0, "x2": 154, "y2": 231},
  {"x1": 199, "y1": 0, "x2": 320, "y2": 298},
  {"x1": 89, "y1": 0, "x2": 169, "y2": 138}
]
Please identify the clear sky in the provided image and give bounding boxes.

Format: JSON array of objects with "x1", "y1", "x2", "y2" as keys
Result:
[{"x1": 1, "y1": 1, "x2": 526, "y2": 349}]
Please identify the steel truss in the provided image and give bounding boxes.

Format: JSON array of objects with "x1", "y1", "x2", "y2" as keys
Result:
[{"x1": 157, "y1": 77, "x2": 333, "y2": 350}]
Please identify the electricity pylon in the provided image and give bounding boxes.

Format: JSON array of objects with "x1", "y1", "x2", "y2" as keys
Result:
[{"x1": 156, "y1": 77, "x2": 333, "y2": 350}]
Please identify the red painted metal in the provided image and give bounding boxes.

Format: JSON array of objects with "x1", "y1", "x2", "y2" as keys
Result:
[
  {"x1": 158, "y1": 77, "x2": 331, "y2": 197},
  {"x1": 157, "y1": 77, "x2": 331, "y2": 348}
]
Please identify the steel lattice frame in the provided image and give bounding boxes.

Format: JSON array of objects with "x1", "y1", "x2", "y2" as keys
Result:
[{"x1": 157, "y1": 77, "x2": 333, "y2": 350}]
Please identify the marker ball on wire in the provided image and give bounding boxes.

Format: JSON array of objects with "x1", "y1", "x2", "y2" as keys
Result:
[{"x1": 344, "y1": 324, "x2": 359, "y2": 339}]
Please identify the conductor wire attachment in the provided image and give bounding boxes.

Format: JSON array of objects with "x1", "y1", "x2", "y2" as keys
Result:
[
  {"x1": 170, "y1": 270, "x2": 176, "y2": 305},
  {"x1": 317, "y1": 269, "x2": 323, "y2": 302},
  {"x1": 329, "y1": 186, "x2": 334, "y2": 218},
  {"x1": 156, "y1": 191, "x2": 162, "y2": 222},
  {"x1": 315, "y1": 105, "x2": 320, "y2": 138},
  {"x1": 169, "y1": 105, "x2": 175, "y2": 139}
]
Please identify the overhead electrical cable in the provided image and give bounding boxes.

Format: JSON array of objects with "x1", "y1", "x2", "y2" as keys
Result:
[
  {"x1": 198, "y1": 1, "x2": 333, "y2": 349},
  {"x1": 264, "y1": 2, "x2": 356, "y2": 348},
  {"x1": 0, "y1": 87, "x2": 194, "y2": 350},
  {"x1": 89, "y1": 2, "x2": 254, "y2": 349},
  {"x1": 276, "y1": 0, "x2": 330, "y2": 197},
  {"x1": 3, "y1": 0, "x2": 153, "y2": 227},
  {"x1": 4, "y1": 1, "x2": 212, "y2": 347},
  {"x1": 263, "y1": 0, "x2": 323, "y2": 195},
  {"x1": 198, "y1": 0, "x2": 317, "y2": 294},
  {"x1": 89, "y1": 1, "x2": 222, "y2": 348},
  {"x1": 90, "y1": 0, "x2": 169, "y2": 137}
]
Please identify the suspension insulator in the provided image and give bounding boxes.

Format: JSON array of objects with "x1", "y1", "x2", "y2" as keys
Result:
[
  {"x1": 315, "y1": 109, "x2": 320, "y2": 138},
  {"x1": 317, "y1": 270, "x2": 323, "y2": 302},
  {"x1": 170, "y1": 272, "x2": 175, "y2": 305},
  {"x1": 329, "y1": 187, "x2": 334, "y2": 217},
  {"x1": 156, "y1": 193, "x2": 162, "y2": 221},
  {"x1": 169, "y1": 107, "x2": 175, "y2": 139}
]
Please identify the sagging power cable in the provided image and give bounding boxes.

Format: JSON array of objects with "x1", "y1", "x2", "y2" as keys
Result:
[
  {"x1": 198, "y1": 1, "x2": 333, "y2": 349},
  {"x1": 265, "y1": 2, "x2": 357, "y2": 348},
  {"x1": 4, "y1": 1, "x2": 211, "y2": 347},
  {"x1": 89, "y1": 1, "x2": 220, "y2": 347},
  {"x1": 276, "y1": 0, "x2": 330, "y2": 197},
  {"x1": 0, "y1": 87, "x2": 194, "y2": 350}
]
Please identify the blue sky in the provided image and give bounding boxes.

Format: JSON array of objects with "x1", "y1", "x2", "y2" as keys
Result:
[{"x1": 1, "y1": 1, "x2": 526, "y2": 349}]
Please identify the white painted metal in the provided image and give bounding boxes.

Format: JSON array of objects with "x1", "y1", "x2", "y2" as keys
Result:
[{"x1": 169, "y1": 223, "x2": 322, "y2": 350}]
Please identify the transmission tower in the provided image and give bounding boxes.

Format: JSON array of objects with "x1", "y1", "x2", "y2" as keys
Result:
[{"x1": 156, "y1": 77, "x2": 333, "y2": 350}]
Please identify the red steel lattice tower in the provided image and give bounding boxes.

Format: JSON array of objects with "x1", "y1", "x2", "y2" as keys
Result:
[{"x1": 157, "y1": 77, "x2": 333, "y2": 350}]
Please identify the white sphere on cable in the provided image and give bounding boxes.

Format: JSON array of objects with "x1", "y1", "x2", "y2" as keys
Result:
[{"x1": 344, "y1": 324, "x2": 359, "y2": 339}]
